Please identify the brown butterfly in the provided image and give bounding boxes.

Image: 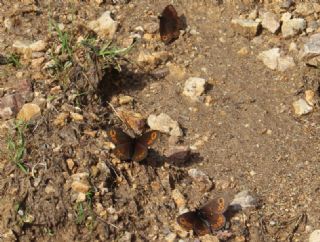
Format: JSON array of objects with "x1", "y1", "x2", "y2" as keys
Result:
[
  {"x1": 107, "y1": 128, "x2": 159, "y2": 162},
  {"x1": 177, "y1": 196, "x2": 229, "y2": 236},
  {"x1": 159, "y1": 5, "x2": 181, "y2": 44}
]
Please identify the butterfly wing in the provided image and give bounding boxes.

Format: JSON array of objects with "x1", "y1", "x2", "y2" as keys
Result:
[
  {"x1": 132, "y1": 131, "x2": 159, "y2": 162},
  {"x1": 107, "y1": 128, "x2": 133, "y2": 160},
  {"x1": 199, "y1": 196, "x2": 230, "y2": 231},
  {"x1": 177, "y1": 211, "x2": 210, "y2": 236},
  {"x1": 159, "y1": 5, "x2": 180, "y2": 44}
]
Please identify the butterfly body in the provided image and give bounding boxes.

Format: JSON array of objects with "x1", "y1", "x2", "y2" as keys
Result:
[
  {"x1": 177, "y1": 197, "x2": 229, "y2": 236},
  {"x1": 159, "y1": 5, "x2": 180, "y2": 44},
  {"x1": 107, "y1": 129, "x2": 159, "y2": 162}
]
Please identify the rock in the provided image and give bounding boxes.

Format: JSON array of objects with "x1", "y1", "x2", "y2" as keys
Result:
[
  {"x1": 71, "y1": 172, "x2": 90, "y2": 193},
  {"x1": 31, "y1": 57, "x2": 45, "y2": 69},
  {"x1": 277, "y1": 56, "x2": 295, "y2": 72},
  {"x1": 53, "y1": 112, "x2": 69, "y2": 126},
  {"x1": 118, "y1": 95, "x2": 133, "y2": 105},
  {"x1": 137, "y1": 50, "x2": 169, "y2": 67},
  {"x1": 13, "y1": 40, "x2": 47, "y2": 57},
  {"x1": 0, "y1": 94, "x2": 24, "y2": 119},
  {"x1": 71, "y1": 181, "x2": 90, "y2": 193},
  {"x1": 117, "y1": 108, "x2": 146, "y2": 134},
  {"x1": 171, "y1": 189, "x2": 186, "y2": 209},
  {"x1": 150, "y1": 67, "x2": 170, "y2": 79},
  {"x1": 309, "y1": 230, "x2": 320, "y2": 242},
  {"x1": 188, "y1": 168, "x2": 211, "y2": 185},
  {"x1": 281, "y1": 0, "x2": 294, "y2": 9},
  {"x1": 165, "y1": 233, "x2": 177, "y2": 242},
  {"x1": 281, "y1": 18, "x2": 306, "y2": 38},
  {"x1": 183, "y1": 77, "x2": 207, "y2": 100},
  {"x1": 17, "y1": 103, "x2": 41, "y2": 121},
  {"x1": 258, "y1": 48, "x2": 280, "y2": 70},
  {"x1": 66, "y1": 158, "x2": 75, "y2": 170},
  {"x1": 261, "y1": 11, "x2": 280, "y2": 34},
  {"x1": 147, "y1": 113, "x2": 183, "y2": 137},
  {"x1": 230, "y1": 190, "x2": 257, "y2": 210},
  {"x1": 305, "y1": 90, "x2": 316, "y2": 106},
  {"x1": 231, "y1": 19, "x2": 261, "y2": 38},
  {"x1": 45, "y1": 185, "x2": 55, "y2": 194},
  {"x1": 143, "y1": 22, "x2": 158, "y2": 34},
  {"x1": 258, "y1": 48, "x2": 295, "y2": 71},
  {"x1": 76, "y1": 192, "x2": 87, "y2": 202},
  {"x1": 292, "y1": 99, "x2": 313, "y2": 116},
  {"x1": 88, "y1": 11, "x2": 118, "y2": 39},
  {"x1": 281, "y1": 12, "x2": 292, "y2": 22},
  {"x1": 70, "y1": 112, "x2": 84, "y2": 121},
  {"x1": 248, "y1": 9, "x2": 258, "y2": 20},
  {"x1": 237, "y1": 47, "x2": 249, "y2": 56},
  {"x1": 295, "y1": 3, "x2": 315, "y2": 16},
  {"x1": 200, "y1": 234, "x2": 220, "y2": 242},
  {"x1": 303, "y1": 33, "x2": 320, "y2": 59}
]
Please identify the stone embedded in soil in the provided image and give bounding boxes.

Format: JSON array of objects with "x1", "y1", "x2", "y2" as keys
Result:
[
  {"x1": 230, "y1": 190, "x2": 257, "y2": 210},
  {"x1": 188, "y1": 168, "x2": 212, "y2": 186},
  {"x1": 258, "y1": 48, "x2": 295, "y2": 71},
  {"x1": 281, "y1": 12, "x2": 292, "y2": 22},
  {"x1": 183, "y1": 77, "x2": 207, "y2": 100},
  {"x1": 53, "y1": 112, "x2": 69, "y2": 126},
  {"x1": 281, "y1": 18, "x2": 306, "y2": 38},
  {"x1": 171, "y1": 189, "x2": 186, "y2": 209},
  {"x1": 165, "y1": 232, "x2": 177, "y2": 242},
  {"x1": 0, "y1": 94, "x2": 24, "y2": 119},
  {"x1": 303, "y1": 33, "x2": 320, "y2": 64},
  {"x1": 17, "y1": 103, "x2": 41, "y2": 121},
  {"x1": 137, "y1": 50, "x2": 169, "y2": 67},
  {"x1": 147, "y1": 113, "x2": 183, "y2": 137},
  {"x1": 277, "y1": 56, "x2": 295, "y2": 72},
  {"x1": 295, "y1": 3, "x2": 316, "y2": 16},
  {"x1": 66, "y1": 158, "x2": 75, "y2": 170},
  {"x1": 305, "y1": 90, "x2": 316, "y2": 106},
  {"x1": 258, "y1": 48, "x2": 280, "y2": 70},
  {"x1": 292, "y1": 98, "x2": 313, "y2": 116},
  {"x1": 309, "y1": 230, "x2": 320, "y2": 242},
  {"x1": 200, "y1": 234, "x2": 220, "y2": 242},
  {"x1": 87, "y1": 11, "x2": 118, "y2": 40},
  {"x1": 118, "y1": 95, "x2": 133, "y2": 105},
  {"x1": 70, "y1": 112, "x2": 84, "y2": 122},
  {"x1": 231, "y1": 18, "x2": 261, "y2": 38},
  {"x1": 117, "y1": 108, "x2": 146, "y2": 133},
  {"x1": 71, "y1": 181, "x2": 90, "y2": 193},
  {"x1": 261, "y1": 11, "x2": 280, "y2": 34},
  {"x1": 12, "y1": 39, "x2": 47, "y2": 58}
]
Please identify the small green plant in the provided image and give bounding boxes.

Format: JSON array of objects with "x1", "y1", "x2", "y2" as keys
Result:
[
  {"x1": 6, "y1": 120, "x2": 29, "y2": 174},
  {"x1": 7, "y1": 54, "x2": 21, "y2": 68},
  {"x1": 81, "y1": 38, "x2": 134, "y2": 70},
  {"x1": 49, "y1": 20, "x2": 73, "y2": 57},
  {"x1": 75, "y1": 202, "x2": 85, "y2": 225}
]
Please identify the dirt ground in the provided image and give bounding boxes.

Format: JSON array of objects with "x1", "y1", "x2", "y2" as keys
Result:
[{"x1": 1, "y1": 0, "x2": 320, "y2": 241}]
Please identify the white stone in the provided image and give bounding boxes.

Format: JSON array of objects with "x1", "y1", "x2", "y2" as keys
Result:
[
  {"x1": 147, "y1": 113, "x2": 183, "y2": 137},
  {"x1": 258, "y1": 48, "x2": 280, "y2": 70},
  {"x1": 303, "y1": 33, "x2": 320, "y2": 58},
  {"x1": 282, "y1": 18, "x2": 306, "y2": 38},
  {"x1": 277, "y1": 56, "x2": 295, "y2": 72},
  {"x1": 281, "y1": 12, "x2": 292, "y2": 22},
  {"x1": 231, "y1": 190, "x2": 257, "y2": 210},
  {"x1": 309, "y1": 230, "x2": 320, "y2": 242},
  {"x1": 88, "y1": 11, "x2": 118, "y2": 39},
  {"x1": 183, "y1": 77, "x2": 206, "y2": 100},
  {"x1": 292, "y1": 99, "x2": 313, "y2": 116},
  {"x1": 231, "y1": 19, "x2": 260, "y2": 38},
  {"x1": 258, "y1": 48, "x2": 295, "y2": 71},
  {"x1": 261, "y1": 12, "x2": 280, "y2": 33}
]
